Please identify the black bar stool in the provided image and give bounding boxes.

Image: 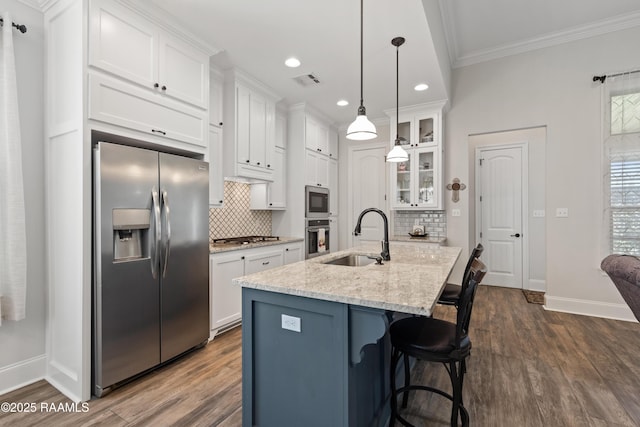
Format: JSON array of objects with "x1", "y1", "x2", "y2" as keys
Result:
[{"x1": 389, "y1": 259, "x2": 487, "y2": 427}]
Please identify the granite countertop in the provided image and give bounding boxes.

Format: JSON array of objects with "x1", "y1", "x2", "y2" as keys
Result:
[
  {"x1": 210, "y1": 237, "x2": 304, "y2": 254},
  {"x1": 234, "y1": 242, "x2": 461, "y2": 316},
  {"x1": 391, "y1": 235, "x2": 447, "y2": 245}
]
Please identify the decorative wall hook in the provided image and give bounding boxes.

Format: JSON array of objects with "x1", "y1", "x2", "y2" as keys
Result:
[{"x1": 446, "y1": 178, "x2": 466, "y2": 203}]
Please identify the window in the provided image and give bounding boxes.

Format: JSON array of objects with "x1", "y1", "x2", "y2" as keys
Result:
[{"x1": 604, "y1": 75, "x2": 640, "y2": 255}]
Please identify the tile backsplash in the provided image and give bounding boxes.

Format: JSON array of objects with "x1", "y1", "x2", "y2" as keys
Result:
[
  {"x1": 209, "y1": 181, "x2": 272, "y2": 243},
  {"x1": 393, "y1": 210, "x2": 446, "y2": 238}
]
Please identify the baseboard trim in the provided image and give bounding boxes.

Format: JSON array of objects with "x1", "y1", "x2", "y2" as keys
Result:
[
  {"x1": 526, "y1": 279, "x2": 546, "y2": 292},
  {"x1": 544, "y1": 295, "x2": 637, "y2": 322},
  {"x1": 0, "y1": 354, "x2": 46, "y2": 396}
]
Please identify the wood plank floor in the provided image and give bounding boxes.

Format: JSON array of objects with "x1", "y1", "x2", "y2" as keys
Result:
[{"x1": 1, "y1": 286, "x2": 638, "y2": 426}]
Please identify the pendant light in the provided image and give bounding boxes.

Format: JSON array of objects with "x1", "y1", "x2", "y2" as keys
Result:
[
  {"x1": 346, "y1": 0, "x2": 377, "y2": 140},
  {"x1": 386, "y1": 37, "x2": 409, "y2": 162}
]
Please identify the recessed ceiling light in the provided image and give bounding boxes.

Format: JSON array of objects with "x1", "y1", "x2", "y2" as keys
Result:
[
  {"x1": 337, "y1": 100, "x2": 349, "y2": 107},
  {"x1": 285, "y1": 57, "x2": 301, "y2": 68},
  {"x1": 414, "y1": 83, "x2": 429, "y2": 91}
]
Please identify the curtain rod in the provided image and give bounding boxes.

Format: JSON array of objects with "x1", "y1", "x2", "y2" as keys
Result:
[
  {"x1": 0, "y1": 17, "x2": 27, "y2": 34},
  {"x1": 593, "y1": 69, "x2": 640, "y2": 84}
]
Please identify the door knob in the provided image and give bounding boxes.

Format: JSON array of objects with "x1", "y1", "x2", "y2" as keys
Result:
[{"x1": 511, "y1": 233, "x2": 521, "y2": 237}]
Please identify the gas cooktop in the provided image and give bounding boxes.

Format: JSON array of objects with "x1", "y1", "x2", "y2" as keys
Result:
[{"x1": 212, "y1": 236, "x2": 280, "y2": 246}]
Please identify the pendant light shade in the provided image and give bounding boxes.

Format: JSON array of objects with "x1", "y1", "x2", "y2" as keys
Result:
[
  {"x1": 346, "y1": 0, "x2": 377, "y2": 141},
  {"x1": 386, "y1": 36, "x2": 409, "y2": 163}
]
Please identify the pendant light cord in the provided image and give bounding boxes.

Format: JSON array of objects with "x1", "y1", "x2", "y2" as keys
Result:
[
  {"x1": 359, "y1": 0, "x2": 364, "y2": 110},
  {"x1": 396, "y1": 41, "x2": 399, "y2": 142}
]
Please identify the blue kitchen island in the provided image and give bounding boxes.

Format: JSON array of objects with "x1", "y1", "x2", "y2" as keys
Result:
[{"x1": 235, "y1": 242, "x2": 461, "y2": 427}]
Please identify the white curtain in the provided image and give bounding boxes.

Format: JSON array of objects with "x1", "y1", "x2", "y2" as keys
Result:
[{"x1": 0, "y1": 11, "x2": 27, "y2": 325}]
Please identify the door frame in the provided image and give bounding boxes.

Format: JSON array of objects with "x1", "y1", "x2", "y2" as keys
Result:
[
  {"x1": 475, "y1": 142, "x2": 530, "y2": 289},
  {"x1": 347, "y1": 141, "x2": 388, "y2": 249}
]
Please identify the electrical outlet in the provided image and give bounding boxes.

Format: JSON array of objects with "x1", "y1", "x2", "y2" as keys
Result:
[
  {"x1": 281, "y1": 314, "x2": 301, "y2": 332},
  {"x1": 533, "y1": 210, "x2": 545, "y2": 218},
  {"x1": 556, "y1": 208, "x2": 569, "y2": 218},
  {"x1": 451, "y1": 209, "x2": 461, "y2": 217}
]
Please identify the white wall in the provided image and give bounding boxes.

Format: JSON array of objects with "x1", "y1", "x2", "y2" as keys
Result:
[
  {"x1": 0, "y1": 0, "x2": 47, "y2": 392},
  {"x1": 445, "y1": 26, "x2": 639, "y2": 321}
]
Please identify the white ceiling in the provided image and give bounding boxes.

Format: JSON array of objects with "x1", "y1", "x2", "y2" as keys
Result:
[{"x1": 146, "y1": 0, "x2": 640, "y2": 128}]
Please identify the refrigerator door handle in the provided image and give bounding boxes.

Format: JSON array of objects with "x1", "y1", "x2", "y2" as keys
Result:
[
  {"x1": 161, "y1": 189, "x2": 171, "y2": 278},
  {"x1": 151, "y1": 187, "x2": 161, "y2": 279}
]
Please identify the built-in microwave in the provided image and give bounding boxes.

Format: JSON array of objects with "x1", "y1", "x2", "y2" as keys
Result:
[{"x1": 305, "y1": 185, "x2": 330, "y2": 218}]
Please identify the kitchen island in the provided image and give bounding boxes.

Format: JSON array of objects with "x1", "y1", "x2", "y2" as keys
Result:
[{"x1": 235, "y1": 242, "x2": 461, "y2": 427}]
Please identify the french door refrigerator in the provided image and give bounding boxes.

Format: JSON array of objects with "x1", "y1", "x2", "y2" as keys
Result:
[{"x1": 92, "y1": 140, "x2": 209, "y2": 397}]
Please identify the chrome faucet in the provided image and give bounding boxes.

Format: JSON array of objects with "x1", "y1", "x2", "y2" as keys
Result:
[{"x1": 353, "y1": 208, "x2": 391, "y2": 261}]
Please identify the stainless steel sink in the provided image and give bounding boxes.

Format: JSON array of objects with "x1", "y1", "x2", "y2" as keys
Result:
[{"x1": 323, "y1": 254, "x2": 379, "y2": 267}]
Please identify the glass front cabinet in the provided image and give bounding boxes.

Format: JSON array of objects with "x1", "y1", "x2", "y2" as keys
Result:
[{"x1": 388, "y1": 103, "x2": 444, "y2": 210}]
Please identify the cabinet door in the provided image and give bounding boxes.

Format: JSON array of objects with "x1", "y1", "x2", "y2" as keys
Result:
[
  {"x1": 268, "y1": 147, "x2": 286, "y2": 209},
  {"x1": 414, "y1": 113, "x2": 437, "y2": 147},
  {"x1": 391, "y1": 150, "x2": 413, "y2": 208},
  {"x1": 158, "y1": 33, "x2": 209, "y2": 109},
  {"x1": 316, "y1": 122, "x2": 329, "y2": 155},
  {"x1": 210, "y1": 253, "x2": 245, "y2": 333},
  {"x1": 245, "y1": 250, "x2": 284, "y2": 275},
  {"x1": 88, "y1": 74, "x2": 207, "y2": 149},
  {"x1": 329, "y1": 159, "x2": 338, "y2": 216},
  {"x1": 328, "y1": 129, "x2": 338, "y2": 159},
  {"x1": 209, "y1": 126, "x2": 224, "y2": 206},
  {"x1": 305, "y1": 116, "x2": 318, "y2": 152},
  {"x1": 275, "y1": 112, "x2": 287, "y2": 149},
  {"x1": 89, "y1": 0, "x2": 158, "y2": 90},
  {"x1": 249, "y1": 92, "x2": 267, "y2": 168},
  {"x1": 236, "y1": 85, "x2": 251, "y2": 165},
  {"x1": 209, "y1": 71, "x2": 224, "y2": 127},
  {"x1": 415, "y1": 148, "x2": 437, "y2": 208},
  {"x1": 305, "y1": 150, "x2": 329, "y2": 188},
  {"x1": 283, "y1": 243, "x2": 303, "y2": 264}
]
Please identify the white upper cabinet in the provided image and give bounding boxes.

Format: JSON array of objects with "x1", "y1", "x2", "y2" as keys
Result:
[
  {"x1": 210, "y1": 69, "x2": 224, "y2": 127},
  {"x1": 89, "y1": 0, "x2": 209, "y2": 110},
  {"x1": 387, "y1": 102, "x2": 445, "y2": 210},
  {"x1": 223, "y1": 69, "x2": 279, "y2": 181},
  {"x1": 305, "y1": 116, "x2": 330, "y2": 155},
  {"x1": 329, "y1": 130, "x2": 338, "y2": 159}
]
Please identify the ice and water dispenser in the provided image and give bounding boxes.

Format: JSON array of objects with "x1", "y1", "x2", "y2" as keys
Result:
[{"x1": 112, "y1": 208, "x2": 150, "y2": 261}]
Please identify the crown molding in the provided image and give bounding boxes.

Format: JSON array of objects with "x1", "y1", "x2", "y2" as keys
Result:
[
  {"x1": 453, "y1": 10, "x2": 640, "y2": 68},
  {"x1": 17, "y1": 0, "x2": 50, "y2": 12}
]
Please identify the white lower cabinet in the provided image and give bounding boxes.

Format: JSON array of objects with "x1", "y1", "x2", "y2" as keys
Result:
[
  {"x1": 283, "y1": 242, "x2": 303, "y2": 264},
  {"x1": 209, "y1": 241, "x2": 303, "y2": 337}
]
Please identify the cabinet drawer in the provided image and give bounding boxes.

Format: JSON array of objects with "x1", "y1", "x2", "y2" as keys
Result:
[
  {"x1": 245, "y1": 250, "x2": 284, "y2": 275},
  {"x1": 89, "y1": 74, "x2": 207, "y2": 149}
]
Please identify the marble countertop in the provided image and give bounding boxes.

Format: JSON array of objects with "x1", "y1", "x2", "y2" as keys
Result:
[
  {"x1": 234, "y1": 242, "x2": 461, "y2": 316},
  {"x1": 210, "y1": 237, "x2": 304, "y2": 254}
]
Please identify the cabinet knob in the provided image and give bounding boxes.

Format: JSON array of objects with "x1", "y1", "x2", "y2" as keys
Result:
[
  {"x1": 269, "y1": 203, "x2": 273, "y2": 206},
  {"x1": 329, "y1": 153, "x2": 332, "y2": 157},
  {"x1": 219, "y1": 122, "x2": 223, "y2": 126},
  {"x1": 246, "y1": 159, "x2": 250, "y2": 163},
  {"x1": 286, "y1": 248, "x2": 289, "y2": 251},
  {"x1": 241, "y1": 256, "x2": 245, "y2": 260},
  {"x1": 317, "y1": 148, "x2": 322, "y2": 152},
  {"x1": 219, "y1": 200, "x2": 223, "y2": 203},
  {"x1": 317, "y1": 183, "x2": 321, "y2": 186},
  {"x1": 257, "y1": 162, "x2": 261, "y2": 165},
  {"x1": 161, "y1": 85, "x2": 167, "y2": 91},
  {"x1": 154, "y1": 83, "x2": 159, "y2": 88},
  {"x1": 267, "y1": 164, "x2": 271, "y2": 168}
]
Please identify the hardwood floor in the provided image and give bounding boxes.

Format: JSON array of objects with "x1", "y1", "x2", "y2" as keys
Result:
[{"x1": 1, "y1": 286, "x2": 638, "y2": 426}]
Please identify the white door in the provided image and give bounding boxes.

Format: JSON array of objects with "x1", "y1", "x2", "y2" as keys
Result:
[
  {"x1": 477, "y1": 146, "x2": 523, "y2": 288},
  {"x1": 350, "y1": 145, "x2": 387, "y2": 246}
]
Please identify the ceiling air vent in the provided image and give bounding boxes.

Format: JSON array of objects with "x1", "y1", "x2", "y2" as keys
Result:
[{"x1": 293, "y1": 73, "x2": 321, "y2": 87}]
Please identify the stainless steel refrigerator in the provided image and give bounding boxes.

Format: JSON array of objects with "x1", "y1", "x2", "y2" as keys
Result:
[{"x1": 92, "y1": 140, "x2": 209, "y2": 397}]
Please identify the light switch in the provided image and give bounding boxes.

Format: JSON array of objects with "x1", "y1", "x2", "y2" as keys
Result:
[
  {"x1": 281, "y1": 314, "x2": 301, "y2": 332},
  {"x1": 533, "y1": 210, "x2": 545, "y2": 218},
  {"x1": 556, "y1": 208, "x2": 569, "y2": 218},
  {"x1": 451, "y1": 209, "x2": 461, "y2": 217}
]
